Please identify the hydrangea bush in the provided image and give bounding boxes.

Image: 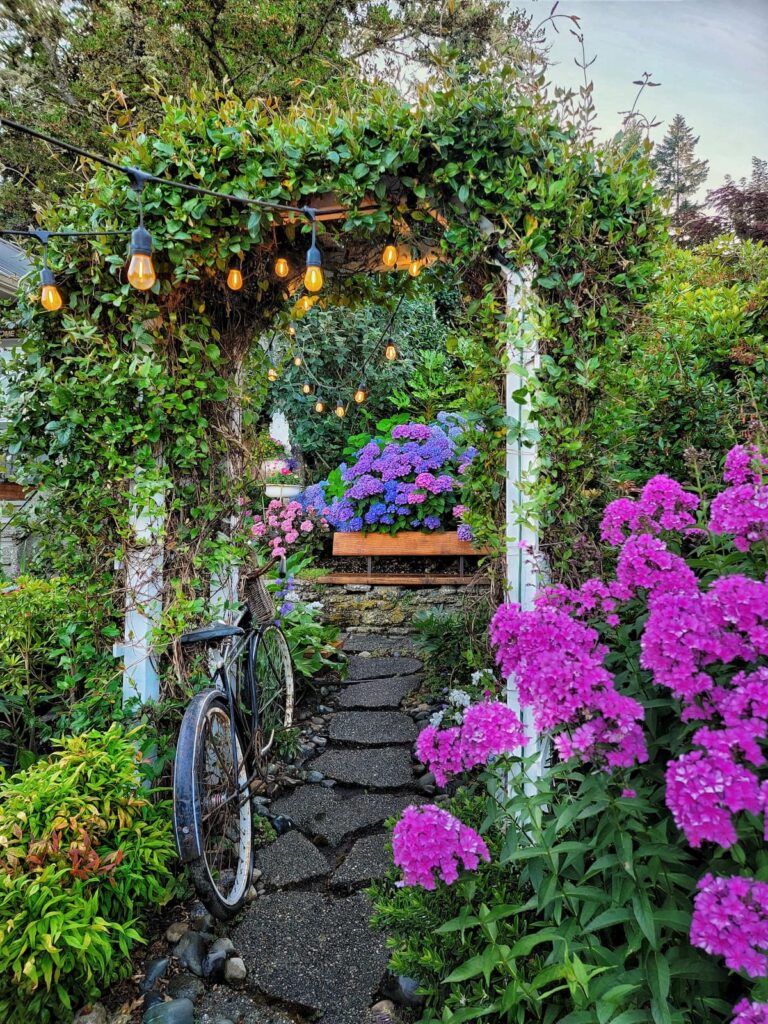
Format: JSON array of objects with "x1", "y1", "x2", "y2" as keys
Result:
[
  {"x1": 248, "y1": 498, "x2": 328, "y2": 558},
  {"x1": 383, "y1": 444, "x2": 768, "y2": 1023},
  {"x1": 301, "y1": 413, "x2": 480, "y2": 535}
]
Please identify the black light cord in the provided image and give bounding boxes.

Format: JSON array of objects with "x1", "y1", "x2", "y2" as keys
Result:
[{"x1": 0, "y1": 115, "x2": 316, "y2": 223}]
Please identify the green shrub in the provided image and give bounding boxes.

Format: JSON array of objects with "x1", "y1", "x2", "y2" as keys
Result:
[
  {"x1": 412, "y1": 598, "x2": 497, "y2": 696},
  {"x1": 0, "y1": 576, "x2": 120, "y2": 768},
  {"x1": 0, "y1": 725, "x2": 180, "y2": 1023}
]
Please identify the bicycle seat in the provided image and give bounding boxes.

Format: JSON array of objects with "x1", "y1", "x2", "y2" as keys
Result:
[{"x1": 179, "y1": 624, "x2": 245, "y2": 647}]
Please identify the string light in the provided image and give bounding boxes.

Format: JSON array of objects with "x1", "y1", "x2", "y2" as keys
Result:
[
  {"x1": 408, "y1": 256, "x2": 421, "y2": 278},
  {"x1": 384, "y1": 338, "x2": 398, "y2": 361},
  {"x1": 354, "y1": 384, "x2": 367, "y2": 404},
  {"x1": 382, "y1": 240, "x2": 398, "y2": 267},
  {"x1": 274, "y1": 256, "x2": 289, "y2": 278},
  {"x1": 293, "y1": 353, "x2": 302, "y2": 366},
  {"x1": 267, "y1": 366, "x2": 279, "y2": 382},
  {"x1": 126, "y1": 171, "x2": 156, "y2": 291},
  {"x1": 288, "y1": 322, "x2": 297, "y2": 337},
  {"x1": 297, "y1": 295, "x2": 314, "y2": 313},
  {"x1": 226, "y1": 259, "x2": 243, "y2": 291},
  {"x1": 334, "y1": 399, "x2": 346, "y2": 418},
  {"x1": 40, "y1": 266, "x2": 63, "y2": 311},
  {"x1": 304, "y1": 216, "x2": 323, "y2": 292},
  {"x1": 314, "y1": 397, "x2": 326, "y2": 413},
  {"x1": 302, "y1": 382, "x2": 314, "y2": 395}
]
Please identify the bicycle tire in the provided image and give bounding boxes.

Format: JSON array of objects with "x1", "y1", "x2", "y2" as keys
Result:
[
  {"x1": 173, "y1": 689, "x2": 253, "y2": 920},
  {"x1": 254, "y1": 623, "x2": 295, "y2": 757}
]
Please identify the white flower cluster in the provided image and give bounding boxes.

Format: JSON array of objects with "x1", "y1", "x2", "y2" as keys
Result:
[
  {"x1": 470, "y1": 669, "x2": 496, "y2": 688},
  {"x1": 448, "y1": 688, "x2": 471, "y2": 708}
]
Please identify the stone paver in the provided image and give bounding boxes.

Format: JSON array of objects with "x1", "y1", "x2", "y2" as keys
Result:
[
  {"x1": 231, "y1": 892, "x2": 388, "y2": 1023},
  {"x1": 255, "y1": 829, "x2": 329, "y2": 890},
  {"x1": 312, "y1": 747, "x2": 415, "y2": 790},
  {"x1": 328, "y1": 710, "x2": 417, "y2": 746},
  {"x1": 343, "y1": 633, "x2": 416, "y2": 654},
  {"x1": 337, "y1": 676, "x2": 420, "y2": 709},
  {"x1": 196, "y1": 987, "x2": 297, "y2": 1024},
  {"x1": 271, "y1": 787, "x2": 420, "y2": 846},
  {"x1": 332, "y1": 833, "x2": 391, "y2": 889},
  {"x1": 347, "y1": 656, "x2": 422, "y2": 681}
]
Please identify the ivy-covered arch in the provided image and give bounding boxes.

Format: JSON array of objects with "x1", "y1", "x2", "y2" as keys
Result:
[{"x1": 2, "y1": 76, "x2": 663, "y2": 705}]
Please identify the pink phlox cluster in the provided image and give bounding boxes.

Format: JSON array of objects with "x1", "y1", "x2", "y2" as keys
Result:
[
  {"x1": 691, "y1": 874, "x2": 768, "y2": 977},
  {"x1": 392, "y1": 804, "x2": 490, "y2": 890},
  {"x1": 615, "y1": 535, "x2": 698, "y2": 600},
  {"x1": 490, "y1": 603, "x2": 646, "y2": 768},
  {"x1": 641, "y1": 575, "x2": 768, "y2": 710},
  {"x1": 733, "y1": 1001, "x2": 768, "y2": 1024},
  {"x1": 415, "y1": 702, "x2": 526, "y2": 786},
  {"x1": 415, "y1": 725, "x2": 463, "y2": 787},
  {"x1": 665, "y1": 751, "x2": 763, "y2": 848},
  {"x1": 710, "y1": 445, "x2": 768, "y2": 552},
  {"x1": 600, "y1": 475, "x2": 700, "y2": 546},
  {"x1": 536, "y1": 577, "x2": 623, "y2": 625}
]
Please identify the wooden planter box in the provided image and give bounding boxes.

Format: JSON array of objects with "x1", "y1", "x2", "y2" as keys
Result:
[
  {"x1": 320, "y1": 530, "x2": 491, "y2": 587},
  {"x1": 0, "y1": 483, "x2": 30, "y2": 502},
  {"x1": 332, "y1": 530, "x2": 489, "y2": 557}
]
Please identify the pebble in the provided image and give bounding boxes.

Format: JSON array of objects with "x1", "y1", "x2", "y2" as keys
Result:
[
  {"x1": 74, "y1": 1004, "x2": 108, "y2": 1024},
  {"x1": 271, "y1": 814, "x2": 293, "y2": 835},
  {"x1": 142, "y1": 998, "x2": 194, "y2": 1024},
  {"x1": 416, "y1": 772, "x2": 437, "y2": 795},
  {"x1": 313, "y1": 737, "x2": 327, "y2": 747},
  {"x1": 209, "y1": 936, "x2": 236, "y2": 956},
  {"x1": 143, "y1": 992, "x2": 164, "y2": 1012},
  {"x1": 317, "y1": 704, "x2": 333, "y2": 714},
  {"x1": 202, "y1": 943, "x2": 228, "y2": 981},
  {"x1": 246, "y1": 885, "x2": 259, "y2": 902},
  {"x1": 139, "y1": 957, "x2": 169, "y2": 993},
  {"x1": 319, "y1": 778, "x2": 336, "y2": 787},
  {"x1": 252, "y1": 868, "x2": 263, "y2": 883},
  {"x1": 167, "y1": 973, "x2": 205, "y2": 1001},
  {"x1": 371, "y1": 999, "x2": 398, "y2": 1018},
  {"x1": 306, "y1": 770, "x2": 325, "y2": 783},
  {"x1": 189, "y1": 903, "x2": 215, "y2": 933},
  {"x1": 165, "y1": 922, "x2": 189, "y2": 945},
  {"x1": 174, "y1": 930, "x2": 208, "y2": 977},
  {"x1": 385, "y1": 974, "x2": 426, "y2": 1008},
  {"x1": 224, "y1": 956, "x2": 247, "y2": 984}
]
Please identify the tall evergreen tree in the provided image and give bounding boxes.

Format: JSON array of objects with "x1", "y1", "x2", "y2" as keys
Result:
[{"x1": 652, "y1": 113, "x2": 709, "y2": 213}]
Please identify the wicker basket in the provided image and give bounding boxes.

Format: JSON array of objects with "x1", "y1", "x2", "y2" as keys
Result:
[{"x1": 242, "y1": 572, "x2": 275, "y2": 625}]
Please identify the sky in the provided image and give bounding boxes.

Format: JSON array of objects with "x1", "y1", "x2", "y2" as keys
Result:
[{"x1": 514, "y1": 0, "x2": 768, "y2": 191}]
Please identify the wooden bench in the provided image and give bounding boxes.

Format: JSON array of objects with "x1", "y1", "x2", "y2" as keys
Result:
[{"x1": 316, "y1": 530, "x2": 491, "y2": 587}]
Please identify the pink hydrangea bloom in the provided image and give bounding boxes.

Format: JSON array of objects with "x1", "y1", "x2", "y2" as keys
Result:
[
  {"x1": 732, "y1": 1000, "x2": 768, "y2": 1024},
  {"x1": 251, "y1": 522, "x2": 266, "y2": 537},
  {"x1": 299, "y1": 520, "x2": 313, "y2": 533},
  {"x1": 691, "y1": 874, "x2": 768, "y2": 977},
  {"x1": 665, "y1": 751, "x2": 763, "y2": 848},
  {"x1": 392, "y1": 804, "x2": 490, "y2": 889}
]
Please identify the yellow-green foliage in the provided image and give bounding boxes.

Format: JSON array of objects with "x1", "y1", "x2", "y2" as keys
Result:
[{"x1": 0, "y1": 725, "x2": 179, "y2": 1023}]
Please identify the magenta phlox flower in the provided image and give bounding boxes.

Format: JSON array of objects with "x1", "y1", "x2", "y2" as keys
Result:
[
  {"x1": 392, "y1": 804, "x2": 490, "y2": 889},
  {"x1": 615, "y1": 534, "x2": 698, "y2": 600},
  {"x1": 600, "y1": 475, "x2": 699, "y2": 546},
  {"x1": 724, "y1": 445, "x2": 768, "y2": 486},
  {"x1": 415, "y1": 725, "x2": 463, "y2": 787},
  {"x1": 710, "y1": 476, "x2": 768, "y2": 552},
  {"x1": 459, "y1": 701, "x2": 527, "y2": 770},
  {"x1": 732, "y1": 1001, "x2": 768, "y2": 1024},
  {"x1": 691, "y1": 874, "x2": 768, "y2": 977},
  {"x1": 665, "y1": 751, "x2": 763, "y2": 848}
]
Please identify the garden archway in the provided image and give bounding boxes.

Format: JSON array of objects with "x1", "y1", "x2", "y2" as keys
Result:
[{"x1": 3, "y1": 79, "x2": 661, "y2": 761}]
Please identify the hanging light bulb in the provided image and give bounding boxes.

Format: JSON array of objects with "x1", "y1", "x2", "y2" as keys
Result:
[
  {"x1": 354, "y1": 384, "x2": 367, "y2": 405},
  {"x1": 127, "y1": 225, "x2": 156, "y2": 291},
  {"x1": 293, "y1": 353, "x2": 302, "y2": 367},
  {"x1": 297, "y1": 294, "x2": 314, "y2": 313},
  {"x1": 314, "y1": 397, "x2": 326, "y2": 413},
  {"x1": 267, "y1": 366, "x2": 279, "y2": 382},
  {"x1": 408, "y1": 257, "x2": 421, "y2": 278},
  {"x1": 334, "y1": 399, "x2": 346, "y2": 419},
  {"x1": 382, "y1": 241, "x2": 398, "y2": 268},
  {"x1": 384, "y1": 338, "x2": 398, "y2": 362},
  {"x1": 275, "y1": 256, "x2": 289, "y2": 278},
  {"x1": 302, "y1": 382, "x2": 314, "y2": 396},
  {"x1": 304, "y1": 218, "x2": 323, "y2": 292},
  {"x1": 39, "y1": 266, "x2": 63, "y2": 312},
  {"x1": 288, "y1": 322, "x2": 297, "y2": 337},
  {"x1": 226, "y1": 259, "x2": 243, "y2": 291}
]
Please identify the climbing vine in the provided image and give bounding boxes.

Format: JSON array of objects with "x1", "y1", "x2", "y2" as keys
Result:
[{"x1": 2, "y1": 73, "x2": 665, "y2": 685}]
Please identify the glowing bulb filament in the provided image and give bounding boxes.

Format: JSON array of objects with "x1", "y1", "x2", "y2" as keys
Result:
[
  {"x1": 127, "y1": 253, "x2": 156, "y2": 291},
  {"x1": 335, "y1": 401, "x2": 346, "y2": 419},
  {"x1": 314, "y1": 399, "x2": 325, "y2": 413},
  {"x1": 304, "y1": 265, "x2": 324, "y2": 293},
  {"x1": 408, "y1": 259, "x2": 421, "y2": 278},
  {"x1": 275, "y1": 257, "x2": 289, "y2": 278},
  {"x1": 267, "y1": 367, "x2": 278, "y2": 382},
  {"x1": 41, "y1": 284, "x2": 63, "y2": 311},
  {"x1": 227, "y1": 266, "x2": 243, "y2": 291},
  {"x1": 382, "y1": 243, "x2": 398, "y2": 268},
  {"x1": 293, "y1": 355, "x2": 302, "y2": 367},
  {"x1": 354, "y1": 386, "x2": 367, "y2": 404},
  {"x1": 384, "y1": 341, "x2": 398, "y2": 362},
  {"x1": 302, "y1": 382, "x2": 313, "y2": 395}
]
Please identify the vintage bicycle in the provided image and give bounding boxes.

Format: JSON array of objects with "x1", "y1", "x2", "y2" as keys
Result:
[{"x1": 172, "y1": 557, "x2": 294, "y2": 919}]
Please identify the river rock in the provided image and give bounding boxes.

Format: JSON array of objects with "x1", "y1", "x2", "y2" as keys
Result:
[{"x1": 225, "y1": 957, "x2": 247, "y2": 984}]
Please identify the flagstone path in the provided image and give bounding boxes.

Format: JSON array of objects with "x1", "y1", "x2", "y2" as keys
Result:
[{"x1": 119, "y1": 632, "x2": 436, "y2": 1024}]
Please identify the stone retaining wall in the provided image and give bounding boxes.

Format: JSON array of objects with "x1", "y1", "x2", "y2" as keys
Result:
[{"x1": 294, "y1": 579, "x2": 475, "y2": 634}]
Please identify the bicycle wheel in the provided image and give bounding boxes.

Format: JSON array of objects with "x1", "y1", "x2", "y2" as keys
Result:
[
  {"x1": 173, "y1": 689, "x2": 253, "y2": 920},
  {"x1": 253, "y1": 624, "x2": 295, "y2": 757}
]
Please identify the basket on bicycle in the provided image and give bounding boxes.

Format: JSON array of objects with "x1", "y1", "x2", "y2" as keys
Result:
[{"x1": 242, "y1": 570, "x2": 276, "y2": 625}]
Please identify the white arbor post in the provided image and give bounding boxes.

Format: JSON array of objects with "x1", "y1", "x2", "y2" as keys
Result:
[
  {"x1": 118, "y1": 478, "x2": 165, "y2": 707},
  {"x1": 503, "y1": 267, "x2": 547, "y2": 781}
]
